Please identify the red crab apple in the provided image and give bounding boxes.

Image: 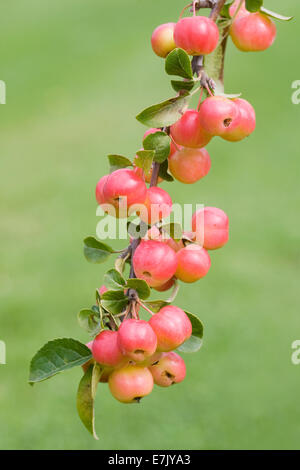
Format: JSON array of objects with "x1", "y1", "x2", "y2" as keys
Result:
[
  {"x1": 221, "y1": 98, "x2": 256, "y2": 142},
  {"x1": 230, "y1": 12, "x2": 276, "y2": 52},
  {"x1": 149, "y1": 351, "x2": 186, "y2": 387},
  {"x1": 199, "y1": 96, "x2": 241, "y2": 136},
  {"x1": 191, "y1": 206, "x2": 229, "y2": 250},
  {"x1": 137, "y1": 351, "x2": 162, "y2": 367},
  {"x1": 176, "y1": 244, "x2": 211, "y2": 283},
  {"x1": 229, "y1": 0, "x2": 250, "y2": 19},
  {"x1": 133, "y1": 240, "x2": 178, "y2": 287},
  {"x1": 108, "y1": 365, "x2": 154, "y2": 403},
  {"x1": 170, "y1": 109, "x2": 212, "y2": 149},
  {"x1": 149, "y1": 305, "x2": 192, "y2": 352},
  {"x1": 102, "y1": 168, "x2": 147, "y2": 217},
  {"x1": 92, "y1": 330, "x2": 125, "y2": 368},
  {"x1": 151, "y1": 22, "x2": 176, "y2": 58},
  {"x1": 139, "y1": 186, "x2": 172, "y2": 225},
  {"x1": 174, "y1": 16, "x2": 219, "y2": 55},
  {"x1": 117, "y1": 319, "x2": 157, "y2": 362},
  {"x1": 95, "y1": 174, "x2": 109, "y2": 205},
  {"x1": 153, "y1": 277, "x2": 175, "y2": 292},
  {"x1": 82, "y1": 343, "x2": 113, "y2": 383},
  {"x1": 169, "y1": 147, "x2": 211, "y2": 184}
]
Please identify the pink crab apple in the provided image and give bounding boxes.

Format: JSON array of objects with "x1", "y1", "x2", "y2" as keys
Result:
[
  {"x1": 133, "y1": 240, "x2": 178, "y2": 287},
  {"x1": 117, "y1": 319, "x2": 157, "y2": 362},
  {"x1": 169, "y1": 147, "x2": 211, "y2": 184},
  {"x1": 108, "y1": 365, "x2": 154, "y2": 403},
  {"x1": 221, "y1": 98, "x2": 256, "y2": 142},
  {"x1": 176, "y1": 244, "x2": 211, "y2": 283},
  {"x1": 153, "y1": 277, "x2": 175, "y2": 292},
  {"x1": 230, "y1": 12, "x2": 276, "y2": 52},
  {"x1": 174, "y1": 16, "x2": 219, "y2": 55},
  {"x1": 229, "y1": 0, "x2": 250, "y2": 19},
  {"x1": 95, "y1": 174, "x2": 109, "y2": 205},
  {"x1": 102, "y1": 168, "x2": 147, "y2": 217},
  {"x1": 151, "y1": 22, "x2": 176, "y2": 58},
  {"x1": 199, "y1": 96, "x2": 241, "y2": 137},
  {"x1": 92, "y1": 330, "x2": 125, "y2": 368},
  {"x1": 137, "y1": 351, "x2": 162, "y2": 367},
  {"x1": 139, "y1": 186, "x2": 173, "y2": 225},
  {"x1": 149, "y1": 351, "x2": 186, "y2": 387},
  {"x1": 170, "y1": 109, "x2": 212, "y2": 149},
  {"x1": 191, "y1": 206, "x2": 229, "y2": 250},
  {"x1": 149, "y1": 305, "x2": 192, "y2": 352}
]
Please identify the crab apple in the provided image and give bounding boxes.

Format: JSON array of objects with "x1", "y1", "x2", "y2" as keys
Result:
[
  {"x1": 230, "y1": 12, "x2": 276, "y2": 52},
  {"x1": 169, "y1": 147, "x2": 211, "y2": 184},
  {"x1": 138, "y1": 351, "x2": 162, "y2": 367},
  {"x1": 176, "y1": 244, "x2": 211, "y2": 283},
  {"x1": 149, "y1": 305, "x2": 192, "y2": 352},
  {"x1": 149, "y1": 351, "x2": 186, "y2": 387},
  {"x1": 95, "y1": 174, "x2": 109, "y2": 205},
  {"x1": 153, "y1": 277, "x2": 175, "y2": 292},
  {"x1": 108, "y1": 365, "x2": 154, "y2": 403},
  {"x1": 151, "y1": 22, "x2": 176, "y2": 58},
  {"x1": 229, "y1": 0, "x2": 249, "y2": 19},
  {"x1": 133, "y1": 240, "x2": 178, "y2": 287},
  {"x1": 199, "y1": 96, "x2": 241, "y2": 136},
  {"x1": 170, "y1": 110, "x2": 212, "y2": 149},
  {"x1": 221, "y1": 98, "x2": 256, "y2": 142},
  {"x1": 102, "y1": 168, "x2": 147, "y2": 217},
  {"x1": 174, "y1": 16, "x2": 219, "y2": 56},
  {"x1": 117, "y1": 319, "x2": 157, "y2": 362},
  {"x1": 139, "y1": 187, "x2": 172, "y2": 225},
  {"x1": 92, "y1": 330, "x2": 124, "y2": 368},
  {"x1": 192, "y1": 206, "x2": 229, "y2": 250}
]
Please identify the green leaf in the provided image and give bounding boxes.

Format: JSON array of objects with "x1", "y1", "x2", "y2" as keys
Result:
[
  {"x1": 165, "y1": 48, "x2": 193, "y2": 79},
  {"x1": 107, "y1": 154, "x2": 132, "y2": 172},
  {"x1": 245, "y1": 0, "x2": 263, "y2": 12},
  {"x1": 135, "y1": 150, "x2": 155, "y2": 175},
  {"x1": 115, "y1": 252, "x2": 130, "y2": 274},
  {"x1": 92, "y1": 363, "x2": 102, "y2": 399},
  {"x1": 136, "y1": 93, "x2": 190, "y2": 128},
  {"x1": 143, "y1": 131, "x2": 171, "y2": 163},
  {"x1": 161, "y1": 223, "x2": 183, "y2": 242},
  {"x1": 101, "y1": 290, "x2": 128, "y2": 315},
  {"x1": 221, "y1": 1, "x2": 234, "y2": 18},
  {"x1": 171, "y1": 79, "x2": 195, "y2": 93},
  {"x1": 260, "y1": 7, "x2": 293, "y2": 21},
  {"x1": 29, "y1": 338, "x2": 92, "y2": 384},
  {"x1": 143, "y1": 300, "x2": 169, "y2": 313},
  {"x1": 126, "y1": 278, "x2": 151, "y2": 300},
  {"x1": 104, "y1": 269, "x2": 126, "y2": 290},
  {"x1": 218, "y1": 92, "x2": 242, "y2": 99},
  {"x1": 204, "y1": 19, "x2": 229, "y2": 95},
  {"x1": 83, "y1": 237, "x2": 114, "y2": 264},
  {"x1": 78, "y1": 308, "x2": 101, "y2": 336},
  {"x1": 76, "y1": 365, "x2": 99, "y2": 440},
  {"x1": 177, "y1": 311, "x2": 204, "y2": 353},
  {"x1": 159, "y1": 159, "x2": 174, "y2": 182}
]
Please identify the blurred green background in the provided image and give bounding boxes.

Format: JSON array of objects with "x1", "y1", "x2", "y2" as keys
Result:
[{"x1": 0, "y1": 0, "x2": 299, "y2": 450}]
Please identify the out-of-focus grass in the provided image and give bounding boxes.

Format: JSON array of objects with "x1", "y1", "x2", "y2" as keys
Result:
[{"x1": 0, "y1": 0, "x2": 299, "y2": 450}]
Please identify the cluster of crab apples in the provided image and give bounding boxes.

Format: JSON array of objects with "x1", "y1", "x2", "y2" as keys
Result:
[
  {"x1": 83, "y1": 304, "x2": 192, "y2": 403},
  {"x1": 151, "y1": 0, "x2": 276, "y2": 59}
]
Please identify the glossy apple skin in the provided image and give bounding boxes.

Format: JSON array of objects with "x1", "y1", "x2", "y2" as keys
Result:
[
  {"x1": 117, "y1": 319, "x2": 157, "y2": 363},
  {"x1": 133, "y1": 240, "x2": 178, "y2": 287},
  {"x1": 109, "y1": 365, "x2": 154, "y2": 403},
  {"x1": 149, "y1": 306, "x2": 192, "y2": 352},
  {"x1": 140, "y1": 187, "x2": 172, "y2": 225},
  {"x1": 229, "y1": 0, "x2": 250, "y2": 19},
  {"x1": 221, "y1": 98, "x2": 256, "y2": 142},
  {"x1": 191, "y1": 206, "x2": 229, "y2": 250},
  {"x1": 176, "y1": 244, "x2": 211, "y2": 283},
  {"x1": 230, "y1": 12, "x2": 276, "y2": 52},
  {"x1": 199, "y1": 96, "x2": 241, "y2": 136},
  {"x1": 153, "y1": 277, "x2": 175, "y2": 292},
  {"x1": 92, "y1": 330, "x2": 124, "y2": 368},
  {"x1": 149, "y1": 351, "x2": 186, "y2": 387},
  {"x1": 102, "y1": 168, "x2": 147, "y2": 217},
  {"x1": 136, "y1": 351, "x2": 162, "y2": 367},
  {"x1": 169, "y1": 147, "x2": 211, "y2": 184},
  {"x1": 170, "y1": 110, "x2": 212, "y2": 149},
  {"x1": 174, "y1": 16, "x2": 219, "y2": 55},
  {"x1": 95, "y1": 174, "x2": 109, "y2": 205},
  {"x1": 151, "y1": 22, "x2": 176, "y2": 58}
]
